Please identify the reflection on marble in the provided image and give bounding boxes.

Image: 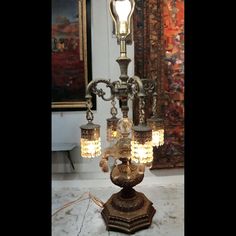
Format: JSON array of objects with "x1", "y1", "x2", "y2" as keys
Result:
[{"x1": 52, "y1": 183, "x2": 184, "y2": 236}]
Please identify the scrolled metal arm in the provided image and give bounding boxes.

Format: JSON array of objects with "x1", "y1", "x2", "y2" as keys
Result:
[
  {"x1": 127, "y1": 75, "x2": 146, "y2": 99},
  {"x1": 141, "y1": 79, "x2": 156, "y2": 94},
  {"x1": 85, "y1": 79, "x2": 118, "y2": 102}
]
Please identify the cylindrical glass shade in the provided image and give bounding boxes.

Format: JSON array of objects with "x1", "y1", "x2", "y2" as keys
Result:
[
  {"x1": 106, "y1": 117, "x2": 119, "y2": 142},
  {"x1": 147, "y1": 117, "x2": 165, "y2": 147},
  {"x1": 80, "y1": 122, "x2": 101, "y2": 158},
  {"x1": 109, "y1": 0, "x2": 135, "y2": 38},
  {"x1": 131, "y1": 125, "x2": 153, "y2": 164}
]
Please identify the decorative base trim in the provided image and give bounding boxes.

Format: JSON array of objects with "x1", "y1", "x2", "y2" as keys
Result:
[{"x1": 101, "y1": 191, "x2": 156, "y2": 234}]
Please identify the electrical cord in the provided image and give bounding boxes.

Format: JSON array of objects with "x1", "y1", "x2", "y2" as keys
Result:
[{"x1": 52, "y1": 192, "x2": 104, "y2": 217}]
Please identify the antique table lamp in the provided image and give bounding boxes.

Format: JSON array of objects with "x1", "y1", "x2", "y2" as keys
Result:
[{"x1": 80, "y1": 0, "x2": 164, "y2": 233}]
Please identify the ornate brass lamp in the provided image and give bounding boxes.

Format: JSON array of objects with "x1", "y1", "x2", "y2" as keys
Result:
[{"x1": 80, "y1": 0, "x2": 162, "y2": 233}]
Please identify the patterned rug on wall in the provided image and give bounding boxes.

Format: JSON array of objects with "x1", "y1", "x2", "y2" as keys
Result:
[{"x1": 133, "y1": 0, "x2": 184, "y2": 169}]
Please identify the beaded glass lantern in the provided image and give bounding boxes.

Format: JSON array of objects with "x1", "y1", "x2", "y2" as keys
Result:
[
  {"x1": 80, "y1": 122, "x2": 101, "y2": 158},
  {"x1": 131, "y1": 124, "x2": 153, "y2": 164},
  {"x1": 147, "y1": 117, "x2": 164, "y2": 147}
]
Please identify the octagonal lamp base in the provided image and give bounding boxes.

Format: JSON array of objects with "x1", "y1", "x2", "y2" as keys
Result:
[{"x1": 101, "y1": 191, "x2": 156, "y2": 234}]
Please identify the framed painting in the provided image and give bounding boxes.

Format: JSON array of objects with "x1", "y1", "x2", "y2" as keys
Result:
[{"x1": 51, "y1": 0, "x2": 95, "y2": 111}]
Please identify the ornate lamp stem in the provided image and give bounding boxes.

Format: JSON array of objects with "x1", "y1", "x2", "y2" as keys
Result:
[{"x1": 120, "y1": 38, "x2": 127, "y2": 58}]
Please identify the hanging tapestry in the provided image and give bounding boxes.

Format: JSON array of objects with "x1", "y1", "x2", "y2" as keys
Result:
[{"x1": 133, "y1": 0, "x2": 184, "y2": 169}]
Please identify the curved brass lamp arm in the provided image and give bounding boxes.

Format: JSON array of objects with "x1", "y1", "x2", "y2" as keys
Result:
[
  {"x1": 127, "y1": 75, "x2": 145, "y2": 98},
  {"x1": 85, "y1": 79, "x2": 119, "y2": 102}
]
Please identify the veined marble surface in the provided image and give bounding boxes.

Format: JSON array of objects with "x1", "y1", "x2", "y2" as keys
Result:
[{"x1": 52, "y1": 182, "x2": 184, "y2": 236}]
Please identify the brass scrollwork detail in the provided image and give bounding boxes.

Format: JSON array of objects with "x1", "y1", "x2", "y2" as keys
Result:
[
  {"x1": 86, "y1": 79, "x2": 117, "y2": 101},
  {"x1": 127, "y1": 75, "x2": 145, "y2": 99},
  {"x1": 141, "y1": 79, "x2": 156, "y2": 94}
]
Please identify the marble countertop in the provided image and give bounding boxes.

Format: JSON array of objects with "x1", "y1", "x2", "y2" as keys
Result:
[{"x1": 52, "y1": 183, "x2": 184, "y2": 236}]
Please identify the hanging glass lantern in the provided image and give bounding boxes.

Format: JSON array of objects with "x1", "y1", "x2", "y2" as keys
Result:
[
  {"x1": 80, "y1": 122, "x2": 101, "y2": 158},
  {"x1": 131, "y1": 125, "x2": 153, "y2": 164},
  {"x1": 147, "y1": 117, "x2": 164, "y2": 147},
  {"x1": 106, "y1": 99, "x2": 120, "y2": 142},
  {"x1": 107, "y1": 117, "x2": 119, "y2": 142}
]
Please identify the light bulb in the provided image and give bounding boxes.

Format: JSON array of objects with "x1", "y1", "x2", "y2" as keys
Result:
[
  {"x1": 113, "y1": 0, "x2": 132, "y2": 35},
  {"x1": 88, "y1": 143, "x2": 96, "y2": 155},
  {"x1": 137, "y1": 146, "x2": 146, "y2": 157},
  {"x1": 114, "y1": 0, "x2": 131, "y2": 22},
  {"x1": 112, "y1": 130, "x2": 117, "y2": 138}
]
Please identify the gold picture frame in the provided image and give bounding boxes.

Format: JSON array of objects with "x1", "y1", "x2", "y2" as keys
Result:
[{"x1": 51, "y1": 0, "x2": 94, "y2": 111}]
